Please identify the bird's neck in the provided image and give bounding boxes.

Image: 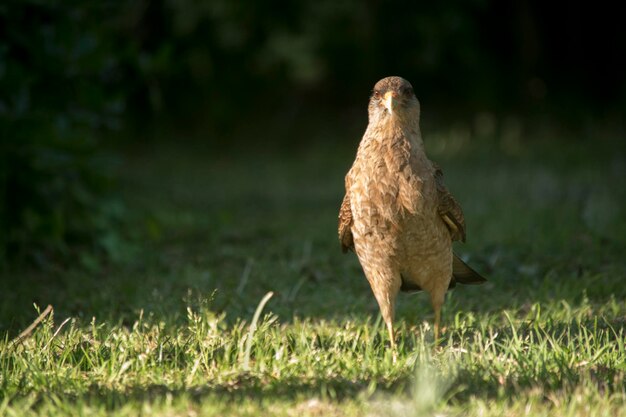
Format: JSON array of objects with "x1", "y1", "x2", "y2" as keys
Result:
[{"x1": 369, "y1": 117, "x2": 425, "y2": 156}]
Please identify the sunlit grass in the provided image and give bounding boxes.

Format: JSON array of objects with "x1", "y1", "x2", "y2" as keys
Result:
[{"x1": 2, "y1": 299, "x2": 624, "y2": 416}]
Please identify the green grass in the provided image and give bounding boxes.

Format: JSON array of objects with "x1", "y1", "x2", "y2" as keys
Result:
[{"x1": 1, "y1": 126, "x2": 626, "y2": 416}]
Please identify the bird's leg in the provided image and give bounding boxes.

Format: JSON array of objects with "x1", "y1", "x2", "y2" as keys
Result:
[
  {"x1": 433, "y1": 306, "x2": 441, "y2": 342},
  {"x1": 430, "y1": 291, "x2": 445, "y2": 344},
  {"x1": 374, "y1": 288, "x2": 398, "y2": 362},
  {"x1": 386, "y1": 321, "x2": 396, "y2": 349},
  {"x1": 380, "y1": 295, "x2": 399, "y2": 363},
  {"x1": 385, "y1": 318, "x2": 397, "y2": 362},
  {"x1": 364, "y1": 266, "x2": 400, "y2": 362}
]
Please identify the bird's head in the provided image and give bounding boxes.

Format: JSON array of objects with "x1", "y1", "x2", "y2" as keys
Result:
[{"x1": 368, "y1": 76, "x2": 420, "y2": 125}]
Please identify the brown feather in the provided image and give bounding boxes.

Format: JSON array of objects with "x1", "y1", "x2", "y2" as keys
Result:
[
  {"x1": 338, "y1": 192, "x2": 354, "y2": 253},
  {"x1": 433, "y1": 163, "x2": 466, "y2": 242},
  {"x1": 452, "y1": 254, "x2": 487, "y2": 284}
]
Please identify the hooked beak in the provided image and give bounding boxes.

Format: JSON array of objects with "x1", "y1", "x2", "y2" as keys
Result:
[{"x1": 384, "y1": 91, "x2": 398, "y2": 114}]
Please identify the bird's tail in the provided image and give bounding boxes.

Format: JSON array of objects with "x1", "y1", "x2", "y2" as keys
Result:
[{"x1": 452, "y1": 253, "x2": 487, "y2": 285}]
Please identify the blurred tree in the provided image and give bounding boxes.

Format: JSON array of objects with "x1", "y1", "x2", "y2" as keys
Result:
[
  {"x1": 97, "y1": 0, "x2": 623, "y2": 137},
  {"x1": 1, "y1": 0, "x2": 624, "y2": 267}
]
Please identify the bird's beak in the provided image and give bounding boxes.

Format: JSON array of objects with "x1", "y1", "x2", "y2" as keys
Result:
[{"x1": 384, "y1": 91, "x2": 398, "y2": 114}]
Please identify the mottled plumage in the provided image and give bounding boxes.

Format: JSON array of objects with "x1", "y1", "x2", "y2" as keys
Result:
[{"x1": 338, "y1": 76, "x2": 486, "y2": 347}]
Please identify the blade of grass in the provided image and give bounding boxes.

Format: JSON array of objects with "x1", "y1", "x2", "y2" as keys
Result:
[{"x1": 242, "y1": 291, "x2": 274, "y2": 371}]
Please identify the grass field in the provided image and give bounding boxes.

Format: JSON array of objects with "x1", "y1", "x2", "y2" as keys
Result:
[{"x1": 2, "y1": 125, "x2": 626, "y2": 416}]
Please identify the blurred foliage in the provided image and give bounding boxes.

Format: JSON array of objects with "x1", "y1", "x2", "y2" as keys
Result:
[
  {"x1": 0, "y1": 0, "x2": 624, "y2": 267},
  {"x1": 0, "y1": 1, "x2": 126, "y2": 267}
]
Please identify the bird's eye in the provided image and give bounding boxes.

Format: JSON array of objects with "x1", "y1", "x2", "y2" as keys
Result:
[
  {"x1": 373, "y1": 91, "x2": 381, "y2": 99},
  {"x1": 404, "y1": 87, "x2": 414, "y2": 96}
]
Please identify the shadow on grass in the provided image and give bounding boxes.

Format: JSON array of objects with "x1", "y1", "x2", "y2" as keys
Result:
[
  {"x1": 2, "y1": 243, "x2": 625, "y2": 338},
  {"x1": 3, "y1": 139, "x2": 625, "y2": 336},
  {"x1": 15, "y1": 375, "x2": 392, "y2": 412},
  {"x1": 14, "y1": 354, "x2": 622, "y2": 412}
]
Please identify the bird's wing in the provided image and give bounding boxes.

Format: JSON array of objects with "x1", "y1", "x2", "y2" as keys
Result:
[
  {"x1": 433, "y1": 163, "x2": 466, "y2": 242},
  {"x1": 338, "y1": 192, "x2": 354, "y2": 253}
]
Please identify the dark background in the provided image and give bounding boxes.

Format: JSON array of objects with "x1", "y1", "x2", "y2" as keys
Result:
[{"x1": 1, "y1": 0, "x2": 625, "y2": 267}]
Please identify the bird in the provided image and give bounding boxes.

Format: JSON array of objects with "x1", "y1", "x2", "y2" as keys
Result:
[{"x1": 338, "y1": 76, "x2": 486, "y2": 348}]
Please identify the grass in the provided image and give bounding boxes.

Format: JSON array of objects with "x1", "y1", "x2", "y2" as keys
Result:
[{"x1": 1, "y1": 124, "x2": 626, "y2": 416}]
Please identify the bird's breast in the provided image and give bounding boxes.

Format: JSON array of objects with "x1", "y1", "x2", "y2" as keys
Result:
[{"x1": 350, "y1": 138, "x2": 432, "y2": 222}]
